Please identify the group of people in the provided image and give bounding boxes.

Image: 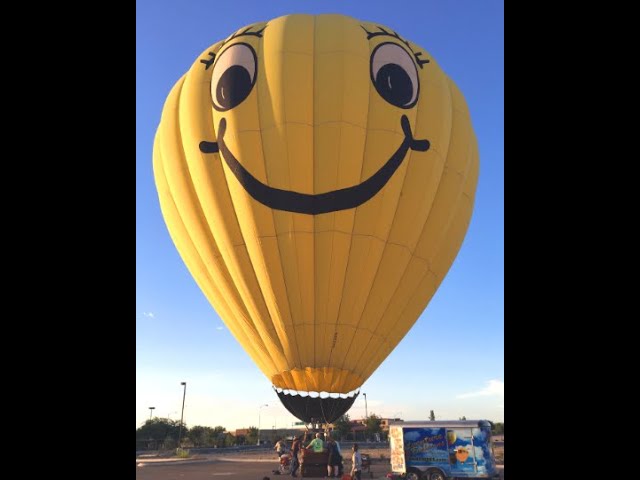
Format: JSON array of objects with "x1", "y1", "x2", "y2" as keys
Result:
[{"x1": 274, "y1": 432, "x2": 362, "y2": 479}]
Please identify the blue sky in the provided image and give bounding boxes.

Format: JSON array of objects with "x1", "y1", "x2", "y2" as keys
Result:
[{"x1": 136, "y1": 0, "x2": 503, "y2": 431}]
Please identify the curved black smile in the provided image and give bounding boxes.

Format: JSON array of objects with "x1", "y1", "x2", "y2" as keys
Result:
[{"x1": 199, "y1": 115, "x2": 429, "y2": 215}]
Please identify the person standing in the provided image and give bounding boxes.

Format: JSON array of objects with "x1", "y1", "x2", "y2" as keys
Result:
[
  {"x1": 326, "y1": 436, "x2": 339, "y2": 478},
  {"x1": 334, "y1": 438, "x2": 344, "y2": 477},
  {"x1": 290, "y1": 435, "x2": 301, "y2": 478},
  {"x1": 275, "y1": 438, "x2": 286, "y2": 458},
  {"x1": 351, "y1": 443, "x2": 362, "y2": 480}
]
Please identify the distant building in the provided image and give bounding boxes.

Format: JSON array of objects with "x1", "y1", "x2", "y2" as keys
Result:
[
  {"x1": 380, "y1": 417, "x2": 404, "y2": 432},
  {"x1": 234, "y1": 417, "x2": 405, "y2": 443},
  {"x1": 234, "y1": 426, "x2": 309, "y2": 444}
]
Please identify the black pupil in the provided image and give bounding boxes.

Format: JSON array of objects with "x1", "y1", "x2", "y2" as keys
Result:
[
  {"x1": 216, "y1": 65, "x2": 252, "y2": 109},
  {"x1": 375, "y1": 63, "x2": 413, "y2": 107}
]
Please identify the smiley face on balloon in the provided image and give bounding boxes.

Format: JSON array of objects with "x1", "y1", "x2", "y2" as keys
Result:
[
  {"x1": 197, "y1": 22, "x2": 431, "y2": 215},
  {"x1": 154, "y1": 14, "x2": 478, "y2": 423}
]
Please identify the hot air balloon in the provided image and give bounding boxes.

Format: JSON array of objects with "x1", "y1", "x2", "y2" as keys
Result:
[{"x1": 153, "y1": 13, "x2": 478, "y2": 424}]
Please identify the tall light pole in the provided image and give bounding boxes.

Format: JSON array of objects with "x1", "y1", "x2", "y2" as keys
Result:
[
  {"x1": 258, "y1": 404, "x2": 268, "y2": 445},
  {"x1": 149, "y1": 406, "x2": 155, "y2": 420},
  {"x1": 178, "y1": 382, "x2": 187, "y2": 448},
  {"x1": 363, "y1": 393, "x2": 368, "y2": 419}
]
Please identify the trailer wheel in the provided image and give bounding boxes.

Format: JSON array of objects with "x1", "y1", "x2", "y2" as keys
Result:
[
  {"x1": 406, "y1": 468, "x2": 421, "y2": 480},
  {"x1": 426, "y1": 469, "x2": 446, "y2": 480}
]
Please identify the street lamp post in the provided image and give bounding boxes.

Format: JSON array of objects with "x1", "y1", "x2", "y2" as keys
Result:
[
  {"x1": 258, "y1": 404, "x2": 268, "y2": 445},
  {"x1": 363, "y1": 393, "x2": 368, "y2": 419},
  {"x1": 149, "y1": 406, "x2": 155, "y2": 420},
  {"x1": 178, "y1": 382, "x2": 187, "y2": 448}
]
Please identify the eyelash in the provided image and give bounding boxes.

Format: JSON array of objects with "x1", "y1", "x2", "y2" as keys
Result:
[
  {"x1": 361, "y1": 25, "x2": 430, "y2": 69},
  {"x1": 200, "y1": 24, "x2": 430, "y2": 72},
  {"x1": 226, "y1": 25, "x2": 266, "y2": 41},
  {"x1": 200, "y1": 52, "x2": 216, "y2": 70},
  {"x1": 200, "y1": 25, "x2": 267, "y2": 70}
]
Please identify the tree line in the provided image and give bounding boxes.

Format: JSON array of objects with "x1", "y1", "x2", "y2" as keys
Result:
[
  {"x1": 136, "y1": 418, "x2": 244, "y2": 450},
  {"x1": 136, "y1": 413, "x2": 386, "y2": 451},
  {"x1": 136, "y1": 414, "x2": 503, "y2": 450}
]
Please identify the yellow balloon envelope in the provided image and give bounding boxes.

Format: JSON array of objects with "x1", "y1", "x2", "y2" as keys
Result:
[{"x1": 153, "y1": 13, "x2": 478, "y2": 421}]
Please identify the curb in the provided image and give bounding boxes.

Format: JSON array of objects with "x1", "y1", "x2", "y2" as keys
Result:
[
  {"x1": 217, "y1": 457, "x2": 278, "y2": 463},
  {"x1": 136, "y1": 458, "x2": 213, "y2": 467},
  {"x1": 136, "y1": 456, "x2": 279, "y2": 467}
]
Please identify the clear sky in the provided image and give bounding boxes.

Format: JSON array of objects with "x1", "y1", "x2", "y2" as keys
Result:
[{"x1": 136, "y1": 0, "x2": 503, "y2": 432}]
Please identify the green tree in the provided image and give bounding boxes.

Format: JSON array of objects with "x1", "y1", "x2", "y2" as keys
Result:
[
  {"x1": 212, "y1": 426, "x2": 227, "y2": 447},
  {"x1": 136, "y1": 418, "x2": 184, "y2": 451},
  {"x1": 364, "y1": 413, "x2": 382, "y2": 440},
  {"x1": 188, "y1": 426, "x2": 215, "y2": 447},
  {"x1": 223, "y1": 432, "x2": 236, "y2": 447},
  {"x1": 332, "y1": 415, "x2": 352, "y2": 441},
  {"x1": 459, "y1": 416, "x2": 467, "y2": 421},
  {"x1": 246, "y1": 426, "x2": 259, "y2": 445},
  {"x1": 491, "y1": 422, "x2": 504, "y2": 435},
  {"x1": 429, "y1": 410, "x2": 435, "y2": 421}
]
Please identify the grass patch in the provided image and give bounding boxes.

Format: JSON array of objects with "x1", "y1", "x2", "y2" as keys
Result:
[{"x1": 176, "y1": 448, "x2": 190, "y2": 458}]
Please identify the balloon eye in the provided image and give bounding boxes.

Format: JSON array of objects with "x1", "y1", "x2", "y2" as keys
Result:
[
  {"x1": 210, "y1": 43, "x2": 257, "y2": 111},
  {"x1": 370, "y1": 42, "x2": 419, "y2": 109}
]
